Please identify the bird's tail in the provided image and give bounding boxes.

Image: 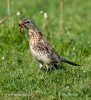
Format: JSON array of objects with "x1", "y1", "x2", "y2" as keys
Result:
[{"x1": 60, "y1": 56, "x2": 80, "y2": 66}]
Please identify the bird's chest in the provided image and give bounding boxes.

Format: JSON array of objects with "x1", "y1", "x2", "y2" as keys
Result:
[
  {"x1": 30, "y1": 46, "x2": 49, "y2": 62},
  {"x1": 29, "y1": 38, "x2": 51, "y2": 64},
  {"x1": 29, "y1": 37, "x2": 38, "y2": 45}
]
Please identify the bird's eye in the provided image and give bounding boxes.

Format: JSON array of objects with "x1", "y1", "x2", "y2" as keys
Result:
[{"x1": 27, "y1": 21, "x2": 30, "y2": 23}]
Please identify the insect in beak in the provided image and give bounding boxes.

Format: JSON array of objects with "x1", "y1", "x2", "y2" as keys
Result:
[{"x1": 19, "y1": 21, "x2": 24, "y2": 33}]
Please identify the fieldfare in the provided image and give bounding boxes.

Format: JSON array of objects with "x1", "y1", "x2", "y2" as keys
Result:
[{"x1": 19, "y1": 18, "x2": 80, "y2": 72}]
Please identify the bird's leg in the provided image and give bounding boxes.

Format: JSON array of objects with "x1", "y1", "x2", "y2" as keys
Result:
[
  {"x1": 39, "y1": 63, "x2": 43, "y2": 70},
  {"x1": 36, "y1": 63, "x2": 43, "y2": 74},
  {"x1": 46, "y1": 64, "x2": 50, "y2": 71}
]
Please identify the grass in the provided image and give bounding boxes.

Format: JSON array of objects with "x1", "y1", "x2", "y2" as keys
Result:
[{"x1": 0, "y1": 0, "x2": 91, "y2": 99}]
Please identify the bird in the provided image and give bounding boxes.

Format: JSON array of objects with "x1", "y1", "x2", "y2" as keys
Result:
[{"x1": 19, "y1": 18, "x2": 80, "y2": 72}]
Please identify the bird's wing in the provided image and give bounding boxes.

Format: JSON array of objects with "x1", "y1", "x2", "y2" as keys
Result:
[
  {"x1": 41, "y1": 36, "x2": 80, "y2": 66},
  {"x1": 40, "y1": 36, "x2": 62, "y2": 63}
]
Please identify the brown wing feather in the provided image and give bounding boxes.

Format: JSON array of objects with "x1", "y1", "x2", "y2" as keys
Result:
[
  {"x1": 41, "y1": 35, "x2": 80, "y2": 66},
  {"x1": 41, "y1": 36, "x2": 61, "y2": 63}
]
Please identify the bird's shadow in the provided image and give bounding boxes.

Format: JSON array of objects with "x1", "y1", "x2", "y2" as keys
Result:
[
  {"x1": 42, "y1": 64, "x2": 66, "y2": 73},
  {"x1": 31, "y1": 64, "x2": 67, "y2": 77}
]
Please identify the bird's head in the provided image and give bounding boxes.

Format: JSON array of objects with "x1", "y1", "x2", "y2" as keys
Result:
[{"x1": 19, "y1": 18, "x2": 41, "y2": 33}]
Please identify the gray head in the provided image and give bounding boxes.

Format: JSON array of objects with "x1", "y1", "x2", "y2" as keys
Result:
[{"x1": 19, "y1": 18, "x2": 41, "y2": 33}]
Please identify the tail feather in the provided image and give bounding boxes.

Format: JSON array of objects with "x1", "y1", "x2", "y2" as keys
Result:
[{"x1": 60, "y1": 57, "x2": 80, "y2": 66}]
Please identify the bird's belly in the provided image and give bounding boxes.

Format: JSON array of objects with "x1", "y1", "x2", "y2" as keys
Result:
[{"x1": 30, "y1": 47, "x2": 51, "y2": 64}]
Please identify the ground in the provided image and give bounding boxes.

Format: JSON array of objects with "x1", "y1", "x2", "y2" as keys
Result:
[{"x1": 0, "y1": 0, "x2": 91, "y2": 100}]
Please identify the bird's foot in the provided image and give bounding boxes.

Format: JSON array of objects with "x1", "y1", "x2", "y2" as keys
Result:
[{"x1": 35, "y1": 63, "x2": 43, "y2": 75}]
